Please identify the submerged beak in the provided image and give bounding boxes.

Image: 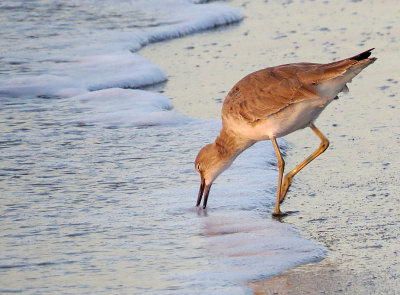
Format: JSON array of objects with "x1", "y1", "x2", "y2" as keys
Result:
[{"x1": 196, "y1": 178, "x2": 212, "y2": 209}]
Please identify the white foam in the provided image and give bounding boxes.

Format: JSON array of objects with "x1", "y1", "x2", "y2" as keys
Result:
[
  {"x1": 0, "y1": 74, "x2": 86, "y2": 98},
  {"x1": 0, "y1": 53, "x2": 167, "y2": 98},
  {"x1": 72, "y1": 1, "x2": 242, "y2": 91},
  {"x1": 53, "y1": 53, "x2": 168, "y2": 91},
  {"x1": 140, "y1": 1, "x2": 243, "y2": 44},
  {"x1": 60, "y1": 0, "x2": 243, "y2": 53},
  {"x1": 70, "y1": 88, "x2": 191, "y2": 126}
]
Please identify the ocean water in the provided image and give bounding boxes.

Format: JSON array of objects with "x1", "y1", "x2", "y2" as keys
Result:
[{"x1": 0, "y1": 1, "x2": 325, "y2": 293}]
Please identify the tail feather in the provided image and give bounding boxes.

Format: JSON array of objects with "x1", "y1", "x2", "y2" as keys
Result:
[
  {"x1": 316, "y1": 49, "x2": 377, "y2": 98},
  {"x1": 319, "y1": 49, "x2": 377, "y2": 81}
]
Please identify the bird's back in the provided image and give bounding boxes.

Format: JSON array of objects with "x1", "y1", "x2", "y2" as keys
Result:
[{"x1": 222, "y1": 49, "x2": 377, "y2": 127}]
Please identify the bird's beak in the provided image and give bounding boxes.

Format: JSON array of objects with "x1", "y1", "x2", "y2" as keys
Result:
[{"x1": 196, "y1": 178, "x2": 212, "y2": 209}]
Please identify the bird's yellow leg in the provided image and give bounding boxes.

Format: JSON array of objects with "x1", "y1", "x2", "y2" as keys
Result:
[
  {"x1": 280, "y1": 124, "x2": 329, "y2": 203},
  {"x1": 271, "y1": 137, "x2": 285, "y2": 216}
]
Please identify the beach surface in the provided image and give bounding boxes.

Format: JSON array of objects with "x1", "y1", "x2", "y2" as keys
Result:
[{"x1": 141, "y1": 0, "x2": 400, "y2": 293}]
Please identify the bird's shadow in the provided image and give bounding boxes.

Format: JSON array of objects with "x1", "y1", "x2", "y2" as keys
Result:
[{"x1": 271, "y1": 210, "x2": 299, "y2": 222}]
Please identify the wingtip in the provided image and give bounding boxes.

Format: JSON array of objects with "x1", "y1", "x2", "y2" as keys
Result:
[{"x1": 351, "y1": 48, "x2": 376, "y2": 61}]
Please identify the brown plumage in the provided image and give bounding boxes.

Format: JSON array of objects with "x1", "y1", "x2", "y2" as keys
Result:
[
  {"x1": 195, "y1": 49, "x2": 377, "y2": 216},
  {"x1": 223, "y1": 50, "x2": 376, "y2": 125}
]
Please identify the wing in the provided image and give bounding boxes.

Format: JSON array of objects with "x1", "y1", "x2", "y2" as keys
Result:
[
  {"x1": 222, "y1": 63, "x2": 320, "y2": 123},
  {"x1": 222, "y1": 48, "x2": 376, "y2": 123}
]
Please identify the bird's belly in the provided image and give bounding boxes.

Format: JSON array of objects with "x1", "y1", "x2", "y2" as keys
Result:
[
  {"x1": 266, "y1": 100, "x2": 327, "y2": 138},
  {"x1": 225, "y1": 98, "x2": 332, "y2": 141}
]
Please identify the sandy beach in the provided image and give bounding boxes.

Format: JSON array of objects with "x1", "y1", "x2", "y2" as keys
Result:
[{"x1": 141, "y1": 0, "x2": 400, "y2": 293}]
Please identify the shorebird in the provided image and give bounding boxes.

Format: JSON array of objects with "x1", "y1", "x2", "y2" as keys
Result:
[{"x1": 195, "y1": 48, "x2": 377, "y2": 216}]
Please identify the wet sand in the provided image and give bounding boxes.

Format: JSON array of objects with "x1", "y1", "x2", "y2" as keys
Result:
[{"x1": 141, "y1": 0, "x2": 400, "y2": 293}]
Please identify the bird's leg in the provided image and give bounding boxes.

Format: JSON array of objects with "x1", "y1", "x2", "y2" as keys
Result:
[
  {"x1": 280, "y1": 124, "x2": 329, "y2": 203},
  {"x1": 271, "y1": 137, "x2": 285, "y2": 216}
]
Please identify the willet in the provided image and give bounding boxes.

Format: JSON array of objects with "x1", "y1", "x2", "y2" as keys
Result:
[{"x1": 195, "y1": 49, "x2": 377, "y2": 216}]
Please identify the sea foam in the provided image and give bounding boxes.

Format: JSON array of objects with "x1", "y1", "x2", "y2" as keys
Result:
[
  {"x1": 140, "y1": 1, "x2": 243, "y2": 44},
  {"x1": 56, "y1": 53, "x2": 168, "y2": 91},
  {"x1": 0, "y1": 0, "x2": 243, "y2": 128},
  {"x1": 0, "y1": 75, "x2": 86, "y2": 98},
  {"x1": 70, "y1": 88, "x2": 191, "y2": 127}
]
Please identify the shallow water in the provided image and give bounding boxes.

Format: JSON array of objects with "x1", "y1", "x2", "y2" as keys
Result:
[
  {"x1": 0, "y1": 1, "x2": 325, "y2": 293},
  {"x1": 0, "y1": 98, "x2": 325, "y2": 294}
]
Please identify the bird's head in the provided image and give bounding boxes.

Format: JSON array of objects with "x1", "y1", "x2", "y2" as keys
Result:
[{"x1": 195, "y1": 143, "x2": 233, "y2": 208}]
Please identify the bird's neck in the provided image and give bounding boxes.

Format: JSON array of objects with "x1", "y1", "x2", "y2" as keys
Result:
[{"x1": 215, "y1": 128, "x2": 255, "y2": 160}]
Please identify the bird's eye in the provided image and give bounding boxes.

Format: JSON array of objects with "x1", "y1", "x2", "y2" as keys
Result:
[{"x1": 196, "y1": 163, "x2": 201, "y2": 171}]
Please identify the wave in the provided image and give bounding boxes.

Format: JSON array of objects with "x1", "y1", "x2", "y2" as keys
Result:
[
  {"x1": 0, "y1": 0, "x2": 243, "y2": 127},
  {"x1": 70, "y1": 88, "x2": 191, "y2": 127}
]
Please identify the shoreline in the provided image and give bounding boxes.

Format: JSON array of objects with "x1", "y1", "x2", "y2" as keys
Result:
[{"x1": 141, "y1": 0, "x2": 400, "y2": 293}]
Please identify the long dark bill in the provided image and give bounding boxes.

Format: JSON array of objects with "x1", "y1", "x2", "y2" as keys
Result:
[
  {"x1": 196, "y1": 179, "x2": 205, "y2": 207},
  {"x1": 202, "y1": 184, "x2": 212, "y2": 209},
  {"x1": 196, "y1": 179, "x2": 212, "y2": 209}
]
